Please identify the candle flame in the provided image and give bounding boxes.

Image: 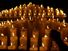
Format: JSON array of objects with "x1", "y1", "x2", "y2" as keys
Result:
[
  {"x1": 22, "y1": 34, "x2": 24, "y2": 37},
  {"x1": 10, "y1": 20, "x2": 13, "y2": 23},
  {"x1": 1, "y1": 33, "x2": 4, "y2": 36},
  {"x1": 33, "y1": 34, "x2": 35, "y2": 38},
  {"x1": 65, "y1": 37, "x2": 67, "y2": 40},
  {"x1": 19, "y1": 5, "x2": 22, "y2": 9},
  {"x1": 1, "y1": 41, "x2": 3, "y2": 45},
  {"x1": 12, "y1": 25, "x2": 14, "y2": 28},
  {"x1": 42, "y1": 43, "x2": 44, "y2": 47},
  {"x1": 21, "y1": 17, "x2": 24, "y2": 20},
  {"x1": 64, "y1": 37, "x2": 67, "y2": 41},
  {"x1": 51, "y1": 7, "x2": 53, "y2": 11},
  {"x1": 17, "y1": 19, "x2": 19, "y2": 21},
  {"x1": 33, "y1": 45, "x2": 34, "y2": 48},
  {"x1": 12, "y1": 33, "x2": 15, "y2": 36},
  {"x1": 60, "y1": 10, "x2": 64, "y2": 15},
  {"x1": 44, "y1": 35, "x2": 48, "y2": 38},
  {"x1": 63, "y1": 13, "x2": 66, "y2": 17},
  {"x1": 47, "y1": 25, "x2": 49, "y2": 29},
  {"x1": 11, "y1": 42, "x2": 13, "y2": 46},
  {"x1": 57, "y1": 18, "x2": 59, "y2": 22},
  {"x1": 58, "y1": 27, "x2": 60, "y2": 30},
  {"x1": 47, "y1": 6, "x2": 50, "y2": 10},
  {"x1": 40, "y1": 4, "x2": 43, "y2": 8}
]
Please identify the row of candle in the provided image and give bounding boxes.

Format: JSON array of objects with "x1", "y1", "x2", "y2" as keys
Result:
[
  {"x1": 0, "y1": 2, "x2": 66, "y2": 19},
  {"x1": 0, "y1": 19, "x2": 67, "y2": 50},
  {"x1": 0, "y1": 26, "x2": 61, "y2": 51}
]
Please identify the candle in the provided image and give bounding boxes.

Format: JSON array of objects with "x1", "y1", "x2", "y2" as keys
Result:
[
  {"x1": 30, "y1": 44, "x2": 38, "y2": 51},
  {"x1": 19, "y1": 34, "x2": 27, "y2": 50},
  {"x1": 1, "y1": 41, "x2": 4, "y2": 46},
  {"x1": 19, "y1": 29, "x2": 27, "y2": 50},
  {"x1": 62, "y1": 19, "x2": 66, "y2": 27},
  {"x1": 42, "y1": 35, "x2": 49, "y2": 47},
  {"x1": 8, "y1": 42, "x2": 16, "y2": 50},
  {"x1": 63, "y1": 13, "x2": 66, "y2": 17},
  {"x1": 30, "y1": 34, "x2": 38, "y2": 47},
  {"x1": 9, "y1": 8, "x2": 13, "y2": 17},
  {"x1": 1, "y1": 33, "x2": 4, "y2": 36},
  {"x1": 40, "y1": 43, "x2": 47, "y2": 51},
  {"x1": 46, "y1": 25, "x2": 49, "y2": 29},
  {"x1": 64, "y1": 37, "x2": 67, "y2": 41},
  {"x1": 0, "y1": 33, "x2": 7, "y2": 49},
  {"x1": 10, "y1": 25, "x2": 17, "y2": 35},
  {"x1": 57, "y1": 18, "x2": 59, "y2": 22},
  {"x1": 55, "y1": 8, "x2": 59, "y2": 16},
  {"x1": 60, "y1": 10, "x2": 64, "y2": 16},
  {"x1": 58, "y1": 27, "x2": 60, "y2": 30},
  {"x1": 19, "y1": 10, "x2": 22, "y2": 17}
]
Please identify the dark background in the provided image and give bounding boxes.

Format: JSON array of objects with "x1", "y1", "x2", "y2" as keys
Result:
[{"x1": 0, "y1": 0, "x2": 68, "y2": 22}]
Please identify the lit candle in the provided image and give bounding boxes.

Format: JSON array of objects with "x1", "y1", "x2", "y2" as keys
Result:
[
  {"x1": 30, "y1": 34, "x2": 38, "y2": 47},
  {"x1": 57, "y1": 18, "x2": 59, "y2": 22},
  {"x1": 42, "y1": 35, "x2": 49, "y2": 47},
  {"x1": 46, "y1": 25, "x2": 49, "y2": 29},
  {"x1": 12, "y1": 33, "x2": 15, "y2": 37},
  {"x1": 58, "y1": 27, "x2": 60, "y2": 30},
  {"x1": 10, "y1": 42, "x2": 13, "y2": 46},
  {"x1": 60, "y1": 10, "x2": 64, "y2": 16},
  {"x1": 64, "y1": 37, "x2": 67, "y2": 41},
  {"x1": 62, "y1": 19, "x2": 66, "y2": 27},
  {"x1": 19, "y1": 10, "x2": 22, "y2": 17},
  {"x1": 1, "y1": 33, "x2": 4, "y2": 36},
  {"x1": 63, "y1": 13, "x2": 66, "y2": 17},
  {"x1": 56, "y1": 8, "x2": 59, "y2": 16},
  {"x1": 10, "y1": 20, "x2": 13, "y2": 23},
  {"x1": 19, "y1": 29, "x2": 27, "y2": 50},
  {"x1": 1, "y1": 41, "x2": 4, "y2": 46},
  {"x1": 40, "y1": 43, "x2": 47, "y2": 51},
  {"x1": 30, "y1": 44, "x2": 38, "y2": 51}
]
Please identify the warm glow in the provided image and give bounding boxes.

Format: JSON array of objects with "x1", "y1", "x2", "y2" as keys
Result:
[
  {"x1": 47, "y1": 6, "x2": 50, "y2": 10},
  {"x1": 42, "y1": 43, "x2": 44, "y2": 47},
  {"x1": 40, "y1": 4, "x2": 43, "y2": 8},
  {"x1": 32, "y1": 45, "x2": 34, "y2": 48},
  {"x1": 22, "y1": 34, "x2": 25, "y2": 37},
  {"x1": 60, "y1": 10, "x2": 64, "y2": 15},
  {"x1": 1, "y1": 42, "x2": 4, "y2": 45},
  {"x1": 1, "y1": 33, "x2": 4, "y2": 36},
  {"x1": 33, "y1": 34, "x2": 35, "y2": 38},
  {"x1": 10, "y1": 20, "x2": 13, "y2": 23},
  {"x1": 12, "y1": 33, "x2": 15, "y2": 36},
  {"x1": 44, "y1": 35, "x2": 48, "y2": 38},
  {"x1": 47, "y1": 25, "x2": 49, "y2": 29},
  {"x1": 11, "y1": 42, "x2": 13, "y2": 46},
  {"x1": 12, "y1": 25, "x2": 14, "y2": 28},
  {"x1": 65, "y1": 37, "x2": 67, "y2": 40},
  {"x1": 57, "y1": 18, "x2": 59, "y2": 22},
  {"x1": 58, "y1": 27, "x2": 60, "y2": 30}
]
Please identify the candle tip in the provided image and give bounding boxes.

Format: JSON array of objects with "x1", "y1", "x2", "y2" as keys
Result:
[
  {"x1": 44, "y1": 35, "x2": 48, "y2": 38},
  {"x1": 1, "y1": 33, "x2": 4, "y2": 36}
]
